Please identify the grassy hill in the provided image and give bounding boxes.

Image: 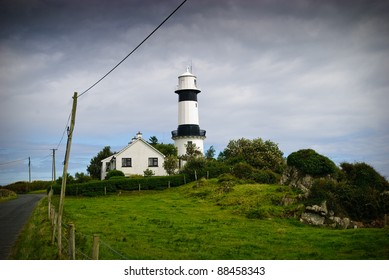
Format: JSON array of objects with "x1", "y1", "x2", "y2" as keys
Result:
[{"x1": 10, "y1": 179, "x2": 389, "y2": 259}]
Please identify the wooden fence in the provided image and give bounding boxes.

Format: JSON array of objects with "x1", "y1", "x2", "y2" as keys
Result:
[{"x1": 47, "y1": 190, "x2": 128, "y2": 260}]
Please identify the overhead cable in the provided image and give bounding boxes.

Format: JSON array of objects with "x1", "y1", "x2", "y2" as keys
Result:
[{"x1": 77, "y1": 0, "x2": 188, "y2": 98}]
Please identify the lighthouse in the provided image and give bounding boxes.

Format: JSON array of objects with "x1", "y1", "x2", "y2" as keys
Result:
[{"x1": 171, "y1": 67, "x2": 206, "y2": 157}]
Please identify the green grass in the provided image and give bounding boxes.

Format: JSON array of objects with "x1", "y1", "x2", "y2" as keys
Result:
[
  {"x1": 0, "y1": 188, "x2": 17, "y2": 202},
  {"x1": 9, "y1": 198, "x2": 58, "y2": 259},
  {"x1": 10, "y1": 180, "x2": 389, "y2": 259}
]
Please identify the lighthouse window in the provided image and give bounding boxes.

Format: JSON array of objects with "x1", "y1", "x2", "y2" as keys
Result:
[
  {"x1": 122, "y1": 158, "x2": 132, "y2": 167},
  {"x1": 148, "y1": 157, "x2": 158, "y2": 167},
  {"x1": 194, "y1": 79, "x2": 197, "y2": 86}
]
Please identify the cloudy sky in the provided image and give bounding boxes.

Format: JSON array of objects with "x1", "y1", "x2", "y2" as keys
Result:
[{"x1": 1, "y1": 0, "x2": 388, "y2": 185}]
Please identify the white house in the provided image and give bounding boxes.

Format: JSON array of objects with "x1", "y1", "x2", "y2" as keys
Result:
[{"x1": 101, "y1": 132, "x2": 167, "y2": 180}]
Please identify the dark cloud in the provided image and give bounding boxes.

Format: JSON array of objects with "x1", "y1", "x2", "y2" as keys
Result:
[{"x1": 1, "y1": 0, "x2": 389, "y2": 184}]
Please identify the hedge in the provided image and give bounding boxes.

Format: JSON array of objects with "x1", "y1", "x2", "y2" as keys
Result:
[
  {"x1": 50, "y1": 175, "x2": 189, "y2": 196},
  {"x1": 287, "y1": 149, "x2": 337, "y2": 177},
  {"x1": 4, "y1": 181, "x2": 53, "y2": 194}
]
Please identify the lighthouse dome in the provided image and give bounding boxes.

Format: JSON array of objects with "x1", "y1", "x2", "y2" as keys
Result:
[{"x1": 176, "y1": 67, "x2": 200, "y2": 92}]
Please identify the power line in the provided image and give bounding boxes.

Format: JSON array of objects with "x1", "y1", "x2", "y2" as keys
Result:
[
  {"x1": 77, "y1": 0, "x2": 188, "y2": 98},
  {"x1": 0, "y1": 158, "x2": 29, "y2": 166},
  {"x1": 56, "y1": 111, "x2": 72, "y2": 150},
  {"x1": 0, "y1": 0, "x2": 189, "y2": 181}
]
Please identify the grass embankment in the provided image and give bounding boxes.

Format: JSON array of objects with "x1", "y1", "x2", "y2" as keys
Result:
[
  {"x1": 10, "y1": 179, "x2": 389, "y2": 259},
  {"x1": 0, "y1": 189, "x2": 17, "y2": 202}
]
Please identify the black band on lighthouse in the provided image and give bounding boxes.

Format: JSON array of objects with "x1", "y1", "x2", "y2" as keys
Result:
[
  {"x1": 171, "y1": 124, "x2": 206, "y2": 137},
  {"x1": 176, "y1": 90, "x2": 198, "y2": 102}
]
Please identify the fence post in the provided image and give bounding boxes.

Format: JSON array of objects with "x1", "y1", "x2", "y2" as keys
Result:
[
  {"x1": 50, "y1": 206, "x2": 55, "y2": 225},
  {"x1": 52, "y1": 211, "x2": 57, "y2": 245},
  {"x1": 92, "y1": 234, "x2": 100, "y2": 260},
  {"x1": 385, "y1": 214, "x2": 387, "y2": 227},
  {"x1": 68, "y1": 223, "x2": 75, "y2": 260},
  {"x1": 48, "y1": 189, "x2": 53, "y2": 219},
  {"x1": 138, "y1": 184, "x2": 141, "y2": 192},
  {"x1": 168, "y1": 181, "x2": 171, "y2": 188}
]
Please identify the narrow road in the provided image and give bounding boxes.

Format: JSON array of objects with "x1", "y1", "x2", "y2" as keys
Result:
[{"x1": 0, "y1": 193, "x2": 45, "y2": 259}]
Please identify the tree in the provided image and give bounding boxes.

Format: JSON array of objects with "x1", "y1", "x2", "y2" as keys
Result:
[
  {"x1": 87, "y1": 146, "x2": 115, "y2": 180},
  {"x1": 221, "y1": 138, "x2": 285, "y2": 173},
  {"x1": 180, "y1": 142, "x2": 202, "y2": 161},
  {"x1": 56, "y1": 173, "x2": 74, "y2": 185},
  {"x1": 287, "y1": 149, "x2": 337, "y2": 177},
  {"x1": 180, "y1": 156, "x2": 207, "y2": 180},
  {"x1": 74, "y1": 172, "x2": 92, "y2": 183},
  {"x1": 147, "y1": 136, "x2": 177, "y2": 156},
  {"x1": 205, "y1": 145, "x2": 216, "y2": 160},
  {"x1": 143, "y1": 168, "x2": 155, "y2": 177},
  {"x1": 154, "y1": 143, "x2": 177, "y2": 156},
  {"x1": 105, "y1": 170, "x2": 125, "y2": 180},
  {"x1": 340, "y1": 162, "x2": 389, "y2": 191},
  {"x1": 163, "y1": 155, "x2": 178, "y2": 175},
  {"x1": 148, "y1": 136, "x2": 158, "y2": 146}
]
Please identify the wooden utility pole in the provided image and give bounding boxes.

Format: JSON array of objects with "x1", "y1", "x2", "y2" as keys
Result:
[
  {"x1": 57, "y1": 92, "x2": 78, "y2": 258},
  {"x1": 28, "y1": 157, "x2": 31, "y2": 183},
  {"x1": 51, "y1": 148, "x2": 57, "y2": 182}
]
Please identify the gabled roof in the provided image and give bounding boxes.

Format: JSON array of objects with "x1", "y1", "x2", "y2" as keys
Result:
[{"x1": 101, "y1": 137, "x2": 165, "y2": 162}]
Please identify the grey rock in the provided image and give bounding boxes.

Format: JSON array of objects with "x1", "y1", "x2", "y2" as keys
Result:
[{"x1": 300, "y1": 212, "x2": 325, "y2": 225}]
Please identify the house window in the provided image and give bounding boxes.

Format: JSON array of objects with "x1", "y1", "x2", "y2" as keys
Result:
[
  {"x1": 122, "y1": 158, "x2": 132, "y2": 167},
  {"x1": 148, "y1": 157, "x2": 158, "y2": 167},
  {"x1": 105, "y1": 162, "x2": 111, "y2": 172}
]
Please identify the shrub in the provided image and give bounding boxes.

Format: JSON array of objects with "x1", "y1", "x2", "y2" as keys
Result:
[
  {"x1": 180, "y1": 157, "x2": 207, "y2": 180},
  {"x1": 4, "y1": 181, "x2": 53, "y2": 194},
  {"x1": 143, "y1": 169, "x2": 155, "y2": 177},
  {"x1": 217, "y1": 173, "x2": 238, "y2": 183},
  {"x1": 231, "y1": 162, "x2": 255, "y2": 179},
  {"x1": 204, "y1": 160, "x2": 230, "y2": 178},
  {"x1": 287, "y1": 149, "x2": 337, "y2": 177},
  {"x1": 231, "y1": 163, "x2": 280, "y2": 184},
  {"x1": 105, "y1": 170, "x2": 125, "y2": 180},
  {"x1": 0, "y1": 188, "x2": 17, "y2": 199},
  {"x1": 221, "y1": 138, "x2": 285, "y2": 173},
  {"x1": 251, "y1": 169, "x2": 280, "y2": 184},
  {"x1": 307, "y1": 162, "x2": 389, "y2": 223},
  {"x1": 50, "y1": 175, "x2": 189, "y2": 196},
  {"x1": 308, "y1": 178, "x2": 341, "y2": 212},
  {"x1": 340, "y1": 162, "x2": 389, "y2": 192}
]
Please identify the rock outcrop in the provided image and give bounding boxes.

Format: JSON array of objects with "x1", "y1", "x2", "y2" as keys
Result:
[
  {"x1": 300, "y1": 200, "x2": 356, "y2": 229},
  {"x1": 280, "y1": 166, "x2": 314, "y2": 195}
]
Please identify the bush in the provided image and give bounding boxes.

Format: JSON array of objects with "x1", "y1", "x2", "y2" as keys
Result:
[
  {"x1": 0, "y1": 188, "x2": 17, "y2": 199},
  {"x1": 180, "y1": 157, "x2": 207, "y2": 180},
  {"x1": 50, "y1": 175, "x2": 189, "y2": 196},
  {"x1": 231, "y1": 162, "x2": 255, "y2": 179},
  {"x1": 307, "y1": 163, "x2": 389, "y2": 222},
  {"x1": 4, "y1": 181, "x2": 53, "y2": 194},
  {"x1": 340, "y1": 162, "x2": 389, "y2": 192},
  {"x1": 308, "y1": 178, "x2": 341, "y2": 212},
  {"x1": 204, "y1": 160, "x2": 230, "y2": 178},
  {"x1": 221, "y1": 138, "x2": 285, "y2": 173},
  {"x1": 287, "y1": 149, "x2": 337, "y2": 177},
  {"x1": 231, "y1": 163, "x2": 279, "y2": 184},
  {"x1": 217, "y1": 173, "x2": 239, "y2": 183},
  {"x1": 251, "y1": 169, "x2": 280, "y2": 184},
  {"x1": 105, "y1": 170, "x2": 125, "y2": 180}
]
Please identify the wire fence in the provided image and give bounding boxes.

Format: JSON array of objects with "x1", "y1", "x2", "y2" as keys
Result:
[{"x1": 48, "y1": 191, "x2": 129, "y2": 260}]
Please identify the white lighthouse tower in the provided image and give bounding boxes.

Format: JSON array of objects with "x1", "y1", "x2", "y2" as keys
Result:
[{"x1": 171, "y1": 67, "x2": 206, "y2": 157}]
